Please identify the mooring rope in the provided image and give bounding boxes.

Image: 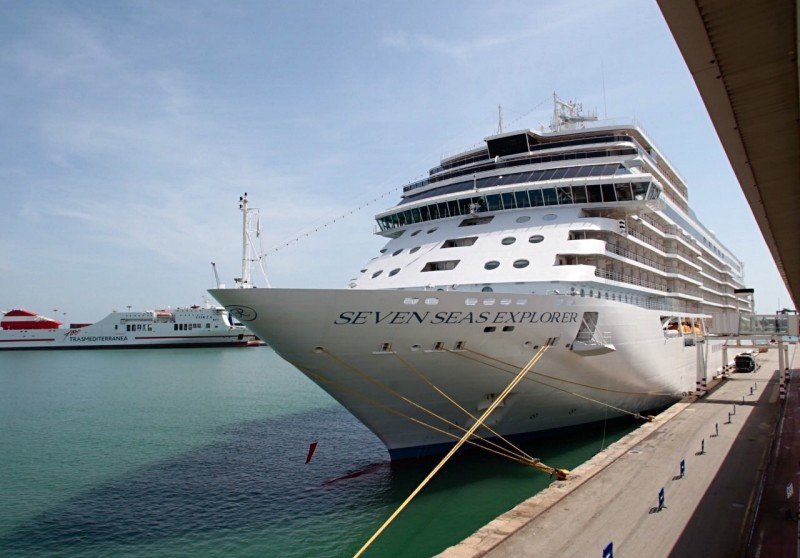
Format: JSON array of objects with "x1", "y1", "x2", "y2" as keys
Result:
[{"x1": 352, "y1": 339, "x2": 559, "y2": 558}]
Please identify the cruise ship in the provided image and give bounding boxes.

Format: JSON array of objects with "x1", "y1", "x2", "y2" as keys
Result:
[
  {"x1": 0, "y1": 305, "x2": 261, "y2": 350},
  {"x1": 210, "y1": 96, "x2": 751, "y2": 458}
]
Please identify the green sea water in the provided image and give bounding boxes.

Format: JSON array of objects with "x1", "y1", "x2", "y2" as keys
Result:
[{"x1": 0, "y1": 347, "x2": 637, "y2": 557}]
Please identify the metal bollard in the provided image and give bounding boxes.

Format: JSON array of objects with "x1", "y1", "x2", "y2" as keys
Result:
[{"x1": 680, "y1": 459, "x2": 685, "y2": 478}]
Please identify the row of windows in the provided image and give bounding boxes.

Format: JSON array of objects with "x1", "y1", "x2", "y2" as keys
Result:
[
  {"x1": 404, "y1": 163, "x2": 631, "y2": 203},
  {"x1": 435, "y1": 134, "x2": 638, "y2": 173},
  {"x1": 173, "y1": 323, "x2": 209, "y2": 331},
  {"x1": 404, "y1": 147, "x2": 638, "y2": 194},
  {"x1": 378, "y1": 181, "x2": 655, "y2": 231},
  {"x1": 126, "y1": 324, "x2": 153, "y2": 332},
  {"x1": 368, "y1": 257, "x2": 534, "y2": 278}
]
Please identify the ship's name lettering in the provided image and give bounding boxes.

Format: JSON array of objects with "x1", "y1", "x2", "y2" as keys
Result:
[
  {"x1": 68, "y1": 336, "x2": 129, "y2": 342},
  {"x1": 333, "y1": 311, "x2": 578, "y2": 326}
]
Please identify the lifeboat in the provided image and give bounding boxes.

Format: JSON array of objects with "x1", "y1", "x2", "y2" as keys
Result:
[{"x1": 1, "y1": 309, "x2": 62, "y2": 330}]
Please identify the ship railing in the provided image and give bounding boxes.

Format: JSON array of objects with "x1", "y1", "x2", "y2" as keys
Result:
[
  {"x1": 627, "y1": 228, "x2": 665, "y2": 252},
  {"x1": 594, "y1": 268, "x2": 669, "y2": 292},
  {"x1": 605, "y1": 243, "x2": 667, "y2": 272}
]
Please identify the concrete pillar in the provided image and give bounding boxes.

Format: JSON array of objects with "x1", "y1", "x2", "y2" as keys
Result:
[
  {"x1": 722, "y1": 346, "x2": 729, "y2": 376},
  {"x1": 696, "y1": 339, "x2": 706, "y2": 395}
]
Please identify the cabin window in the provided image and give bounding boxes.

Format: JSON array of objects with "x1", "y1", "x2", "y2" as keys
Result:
[
  {"x1": 501, "y1": 237, "x2": 516, "y2": 245},
  {"x1": 542, "y1": 188, "x2": 558, "y2": 205},
  {"x1": 484, "y1": 326, "x2": 496, "y2": 332},
  {"x1": 372, "y1": 270, "x2": 383, "y2": 278},
  {"x1": 389, "y1": 268, "x2": 400, "y2": 277},
  {"x1": 516, "y1": 215, "x2": 531, "y2": 223},
  {"x1": 441, "y1": 236, "x2": 478, "y2": 248},
  {"x1": 484, "y1": 261, "x2": 500, "y2": 270},
  {"x1": 409, "y1": 246, "x2": 420, "y2": 254},
  {"x1": 392, "y1": 249, "x2": 403, "y2": 256},
  {"x1": 411, "y1": 230, "x2": 421, "y2": 236},
  {"x1": 421, "y1": 260, "x2": 460, "y2": 272},
  {"x1": 529, "y1": 189, "x2": 544, "y2": 206},
  {"x1": 513, "y1": 259, "x2": 530, "y2": 269},
  {"x1": 427, "y1": 227, "x2": 438, "y2": 234},
  {"x1": 515, "y1": 191, "x2": 531, "y2": 208},
  {"x1": 543, "y1": 213, "x2": 557, "y2": 221},
  {"x1": 587, "y1": 184, "x2": 603, "y2": 203},
  {"x1": 459, "y1": 216, "x2": 493, "y2": 227}
]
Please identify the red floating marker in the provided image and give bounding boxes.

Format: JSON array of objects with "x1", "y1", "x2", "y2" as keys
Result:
[{"x1": 305, "y1": 441, "x2": 318, "y2": 464}]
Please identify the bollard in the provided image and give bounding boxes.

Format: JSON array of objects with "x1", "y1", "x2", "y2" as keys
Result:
[
  {"x1": 658, "y1": 487, "x2": 665, "y2": 510},
  {"x1": 749, "y1": 387, "x2": 753, "y2": 396},
  {"x1": 732, "y1": 404, "x2": 736, "y2": 415},
  {"x1": 754, "y1": 382, "x2": 758, "y2": 392},
  {"x1": 680, "y1": 459, "x2": 685, "y2": 478},
  {"x1": 727, "y1": 412, "x2": 731, "y2": 424},
  {"x1": 715, "y1": 423, "x2": 719, "y2": 437},
  {"x1": 603, "y1": 541, "x2": 614, "y2": 558},
  {"x1": 701, "y1": 439, "x2": 705, "y2": 454},
  {"x1": 742, "y1": 395, "x2": 746, "y2": 404}
]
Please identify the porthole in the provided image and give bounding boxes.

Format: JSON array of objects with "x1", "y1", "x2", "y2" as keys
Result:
[
  {"x1": 516, "y1": 216, "x2": 531, "y2": 223},
  {"x1": 543, "y1": 214, "x2": 557, "y2": 221},
  {"x1": 392, "y1": 249, "x2": 403, "y2": 256},
  {"x1": 513, "y1": 259, "x2": 530, "y2": 268},
  {"x1": 427, "y1": 227, "x2": 438, "y2": 234},
  {"x1": 411, "y1": 230, "x2": 421, "y2": 236},
  {"x1": 481, "y1": 286, "x2": 494, "y2": 293},
  {"x1": 501, "y1": 237, "x2": 517, "y2": 245},
  {"x1": 389, "y1": 268, "x2": 400, "y2": 277},
  {"x1": 360, "y1": 269, "x2": 367, "y2": 273},
  {"x1": 484, "y1": 261, "x2": 500, "y2": 270},
  {"x1": 529, "y1": 235, "x2": 544, "y2": 243},
  {"x1": 372, "y1": 270, "x2": 383, "y2": 278},
  {"x1": 409, "y1": 246, "x2": 421, "y2": 254},
  {"x1": 380, "y1": 248, "x2": 387, "y2": 253}
]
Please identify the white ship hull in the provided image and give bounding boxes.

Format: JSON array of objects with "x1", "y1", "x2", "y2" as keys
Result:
[
  {"x1": 211, "y1": 287, "x2": 702, "y2": 458},
  {"x1": 0, "y1": 307, "x2": 260, "y2": 351}
]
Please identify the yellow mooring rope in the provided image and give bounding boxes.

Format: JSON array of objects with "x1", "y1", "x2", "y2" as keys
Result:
[{"x1": 352, "y1": 338, "x2": 559, "y2": 558}]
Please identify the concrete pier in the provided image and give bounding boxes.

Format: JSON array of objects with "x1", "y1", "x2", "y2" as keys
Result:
[{"x1": 441, "y1": 348, "x2": 797, "y2": 558}]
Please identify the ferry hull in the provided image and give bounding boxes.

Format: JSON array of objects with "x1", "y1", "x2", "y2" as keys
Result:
[{"x1": 210, "y1": 287, "x2": 701, "y2": 457}]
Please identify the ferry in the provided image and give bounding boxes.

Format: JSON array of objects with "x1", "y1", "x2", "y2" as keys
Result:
[
  {"x1": 0, "y1": 306, "x2": 261, "y2": 350},
  {"x1": 210, "y1": 95, "x2": 752, "y2": 458}
]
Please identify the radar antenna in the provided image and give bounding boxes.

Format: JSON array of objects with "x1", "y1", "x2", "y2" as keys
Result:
[{"x1": 549, "y1": 92, "x2": 598, "y2": 132}]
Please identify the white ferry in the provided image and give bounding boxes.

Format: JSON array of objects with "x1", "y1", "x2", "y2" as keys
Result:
[
  {"x1": 210, "y1": 96, "x2": 751, "y2": 458},
  {"x1": 0, "y1": 306, "x2": 261, "y2": 350}
]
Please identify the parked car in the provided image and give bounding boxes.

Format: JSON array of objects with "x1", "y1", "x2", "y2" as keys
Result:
[{"x1": 735, "y1": 353, "x2": 756, "y2": 373}]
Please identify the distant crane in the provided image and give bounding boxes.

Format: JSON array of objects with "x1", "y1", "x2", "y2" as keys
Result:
[{"x1": 211, "y1": 262, "x2": 224, "y2": 289}]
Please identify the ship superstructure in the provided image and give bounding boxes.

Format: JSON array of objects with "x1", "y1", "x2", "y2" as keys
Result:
[{"x1": 210, "y1": 96, "x2": 751, "y2": 458}]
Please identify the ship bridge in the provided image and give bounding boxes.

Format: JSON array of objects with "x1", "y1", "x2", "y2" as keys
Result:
[{"x1": 659, "y1": 0, "x2": 800, "y2": 307}]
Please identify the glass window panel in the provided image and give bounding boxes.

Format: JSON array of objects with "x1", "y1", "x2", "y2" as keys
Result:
[
  {"x1": 486, "y1": 194, "x2": 502, "y2": 211},
  {"x1": 411, "y1": 208, "x2": 421, "y2": 223},
  {"x1": 447, "y1": 200, "x2": 460, "y2": 217},
  {"x1": 428, "y1": 204, "x2": 439, "y2": 220},
  {"x1": 588, "y1": 165, "x2": 605, "y2": 177},
  {"x1": 550, "y1": 167, "x2": 568, "y2": 179},
  {"x1": 587, "y1": 184, "x2": 602, "y2": 203},
  {"x1": 437, "y1": 202, "x2": 449, "y2": 218},
  {"x1": 615, "y1": 165, "x2": 630, "y2": 175},
  {"x1": 571, "y1": 186, "x2": 587, "y2": 203},
  {"x1": 458, "y1": 198, "x2": 472, "y2": 215},
  {"x1": 515, "y1": 190, "x2": 531, "y2": 208},
  {"x1": 557, "y1": 187, "x2": 573, "y2": 204},
  {"x1": 529, "y1": 189, "x2": 544, "y2": 206},
  {"x1": 576, "y1": 165, "x2": 593, "y2": 178},
  {"x1": 542, "y1": 188, "x2": 558, "y2": 205},
  {"x1": 476, "y1": 177, "x2": 493, "y2": 189},
  {"x1": 501, "y1": 192, "x2": 516, "y2": 209},
  {"x1": 632, "y1": 182, "x2": 648, "y2": 200},
  {"x1": 563, "y1": 166, "x2": 580, "y2": 179},
  {"x1": 615, "y1": 184, "x2": 633, "y2": 201},
  {"x1": 419, "y1": 206, "x2": 430, "y2": 221},
  {"x1": 601, "y1": 184, "x2": 616, "y2": 202},
  {"x1": 540, "y1": 169, "x2": 556, "y2": 181}
]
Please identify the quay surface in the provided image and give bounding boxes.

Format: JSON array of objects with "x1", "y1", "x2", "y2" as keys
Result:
[{"x1": 441, "y1": 348, "x2": 797, "y2": 558}]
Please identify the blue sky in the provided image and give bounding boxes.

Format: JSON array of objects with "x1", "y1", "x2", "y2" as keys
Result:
[{"x1": 0, "y1": 0, "x2": 791, "y2": 321}]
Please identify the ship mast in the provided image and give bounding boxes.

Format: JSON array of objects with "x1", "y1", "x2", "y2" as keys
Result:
[{"x1": 235, "y1": 193, "x2": 271, "y2": 288}]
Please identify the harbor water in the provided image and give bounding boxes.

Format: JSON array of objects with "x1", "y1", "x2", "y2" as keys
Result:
[{"x1": 0, "y1": 347, "x2": 637, "y2": 557}]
